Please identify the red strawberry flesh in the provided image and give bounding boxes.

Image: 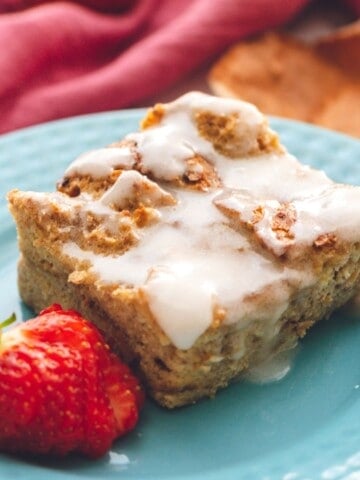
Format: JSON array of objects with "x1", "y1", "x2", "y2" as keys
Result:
[{"x1": 0, "y1": 304, "x2": 144, "y2": 458}]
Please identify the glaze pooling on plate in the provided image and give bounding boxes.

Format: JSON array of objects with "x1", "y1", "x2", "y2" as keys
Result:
[{"x1": 1, "y1": 111, "x2": 360, "y2": 479}]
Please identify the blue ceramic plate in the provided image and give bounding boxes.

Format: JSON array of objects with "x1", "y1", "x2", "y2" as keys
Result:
[{"x1": 1, "y1": 111, "x2": 360, "y2": 480}]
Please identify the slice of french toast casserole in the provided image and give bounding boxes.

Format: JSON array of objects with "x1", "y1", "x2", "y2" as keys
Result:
[{"x1": 8, "y1": 92, "x2": 360, "y2": 407}]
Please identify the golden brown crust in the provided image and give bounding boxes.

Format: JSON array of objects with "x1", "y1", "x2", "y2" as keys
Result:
[
  {"x1": 7, "y1": 189, "x2": 138, "y2": 256},
  {"x1": 57, "y1": 170, "x2": 122, "y2": 199},
  {"x1": 195, "y1": 110, "x2": 281, "y2": 157},
  {"x1": 140, "y1": 104, "x2": 165, "y2": 130}
]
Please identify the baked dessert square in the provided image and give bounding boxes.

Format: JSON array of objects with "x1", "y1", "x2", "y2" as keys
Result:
[{"x1": 8, "y1": 92, "x2": 360, "y2": 408}]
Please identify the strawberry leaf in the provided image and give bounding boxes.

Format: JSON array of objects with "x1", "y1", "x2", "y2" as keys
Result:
[{"x1": 0, "y1": 313, "x2": 16, "y2": 330}]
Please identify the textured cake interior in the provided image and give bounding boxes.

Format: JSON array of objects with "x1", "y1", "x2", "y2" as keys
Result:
[{"x1": 8, "y1": 92, "x2": 360, "y2": 408}]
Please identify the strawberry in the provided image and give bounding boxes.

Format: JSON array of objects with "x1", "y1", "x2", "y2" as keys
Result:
[{"x1": 0, "y1": 304, "x2": 144, "y2": 458}]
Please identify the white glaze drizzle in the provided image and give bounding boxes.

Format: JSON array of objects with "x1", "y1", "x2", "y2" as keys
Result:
[
  {"x1": 64, "y1": 147, "x2": 135, "y2": 178},
  {"x1": 42, "y1": 91, "x2": 360, "y2": 350},
  {"x1": 242, "y1": 345, "x2": 299, "y2": 384},
  {"x1": 62, "y1": 189, "x2": 302, "y2": 349},
  {"x1": 126, "y1": 91, "x2": 267, "y2": 181}
]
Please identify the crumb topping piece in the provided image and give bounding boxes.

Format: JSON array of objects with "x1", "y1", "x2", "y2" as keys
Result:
[
  {"x1": 100, "y1": 170, "x2": 176, "y2": 211},
  {"x1": 271, "y1": 203, "x2": 297, "y2": 246},
  {"x1": 195, "y1": 110, "x2": 280, "y2": 157}
]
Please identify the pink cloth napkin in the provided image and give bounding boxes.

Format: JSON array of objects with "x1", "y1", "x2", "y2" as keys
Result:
[{"x1": 0, "y1": 0, "x2": 359, "y2": 134}]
